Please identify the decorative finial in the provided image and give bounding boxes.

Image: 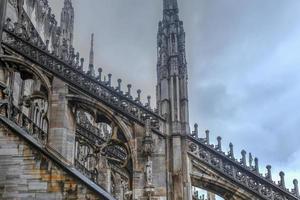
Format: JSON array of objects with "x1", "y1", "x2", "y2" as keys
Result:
[
  {"x1": 89, "y1": 33, "x2": 94, "y2": 66},
  {"x1": 87, "y1": 63, "x2": 95, "y2": 77},
  {"x1": 97, "y1": 68, "x2": 102, "y2": 81},
  {"x1": 216, "y1": 136, "x2": 222, "y2": 151},
  {"x1": 254, "y1": 157, "x2": 259, "y2": 173},
  {"x1": 293, "y1": 179, "x2": 299, "y2": 196},
  {"x1": 249, "y1": 153, "x2": 253, "y2": 167},
  {"x1": 136, "y1": 89, "x2": 141, "y2": 102},
  {"x1": 75, "y1": 52, "x2": 79, "y2": 67},
  {"x1": 191, "y1": 123, "x2": 198, "y2": 137},
  {"x1": 117, "y1": 79, "x2": 122, "y2": 92},
  {"x1": 241, "y1": 150, "x2": 246, "y2": 166},
  {"x1": 87, "y1": 33, "x2": 95, "y2": 77},
  {"x1": 228, "y1": 142, "x2": 234, "y2": 159},
  {"x1": 107, "y1": 74, "x2": 112, "y2": 87},
  {"x1": 146, "y1": 96, "x2": 151, "y2": 108},
  {"x1": 265, "y1": 165, "x2": 272, "y2": 181},
  {"x1": 127, "y1": 84, "x2": 132, "y2": 98},
  {"x1": 279, "y1": 171, "x2": 286, "y2": 188},
  {"x1": 80, "y1": 58, "x2": 84, "y2": 71},
  {"x1": 205, "y1": 130, "x2": 210, "y2": 145}
]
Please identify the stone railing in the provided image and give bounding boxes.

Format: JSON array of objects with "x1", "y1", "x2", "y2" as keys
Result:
[
  {"x1": 1, "y1": 27, "x2": 164, "y2": 132},
  {"x1": 0, "y1": 99, "x2": 47, "y2": 146},
  {"x1": 10, "y1": 105, "x2": 47, "y2": 145},
  {"x1": 187, "y1": 130, "x2": 300, "y2": 200},
  {"x1": 74, "y1": 159, "x2": 98, "y2": 183}
]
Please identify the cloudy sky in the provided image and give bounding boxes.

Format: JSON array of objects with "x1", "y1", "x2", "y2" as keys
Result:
[{"x1": 48, "y1": 0, "x2": 300, "y2": 189}]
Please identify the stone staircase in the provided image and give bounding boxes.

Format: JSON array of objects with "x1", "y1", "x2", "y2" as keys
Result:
[{"x1": 0, "y1": 124, "x2": 113, "y2": 200}]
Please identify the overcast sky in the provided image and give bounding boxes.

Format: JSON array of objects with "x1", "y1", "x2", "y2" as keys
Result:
[{"x1": 48, "y1": 0, "x2": 300, "y2": 189}]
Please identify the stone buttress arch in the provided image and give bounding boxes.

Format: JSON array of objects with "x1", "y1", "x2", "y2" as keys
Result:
[
  {"x1": 189, "y1": 157, "x2": 260, "y2": 200},
  {"x1": 65, "y1": 94, "x2": 137, "y2": 169}
]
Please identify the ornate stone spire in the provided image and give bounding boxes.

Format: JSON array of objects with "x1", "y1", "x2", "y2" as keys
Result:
[
  {"x1": 60, "y1": 0, "x2": 74, "y2": 47},
  {"x1": 89, "y1": 33, "x2": 94, "y2": 67},
  {"x1": 157, "y1": 0, "x2": 189, "y2": 134},
  {"x1": 87, "y1": 33, "x2": 95, "y2": 77}
]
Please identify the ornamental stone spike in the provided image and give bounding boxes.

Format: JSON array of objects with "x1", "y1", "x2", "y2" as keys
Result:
[
  {"x1": 127, "y1": 84, "x2": 132, "y2": 98},
  {"x1": 117, "y1": 78, "x2": 122, "y2": 92},
  {"x1": 147, "y1": 96, "x2": 151, "y2": 108},
  {"x1": 279, "y1": 171, "x2": 286, "y2": 188},
  {"x1": 293, "y1": 179, "x2": 299, "y2": 196},
  {"x1": 136, "y1": 89, "x2": 141, "y2": 102},
  {"x1": 89, "y1": 33, "x2": 94, "y2": 67},
  {"x1": 241, "y1": 150, "x2": 246, "y2": 166},
  {"x1": 254, "y1": 157, "x2": 259, "y2": 173},
  {"x1": 229, "y1": 142, "x2": 234, "y2": 159},
  {"x1": 205, "y1": 130, "x2": 210, "y2": 145},
  {"x1": 191, "y1": 123, "x2": 198, "y2": 137},
  {"x1": 80, "y1": 58, "x2": 84, "y2": 71},
  {"x1": 87, "y1": 63, "x2": 95, "y2": 77},
  {"x1": 249, "y1": 153, "x2": 253, "y2": 167},
  {"x1": 266, "y1": 165, "x2": 272, "y2": 181},
  {"x1": 97, "y1": 68, "x2": 102, "y2": 81},
  {"x1": 107, "y1": 73, "x2": 112, "y2": 86},
  {"x1": 216, "y1": 136, "x2": 222, "y2": 151},
  {"x1": 75, "y1": 52, "x2": 79, "y2": 67}
]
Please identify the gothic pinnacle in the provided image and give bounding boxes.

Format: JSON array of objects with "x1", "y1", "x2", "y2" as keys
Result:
[
  {"x1": 191, "y1": 123, "x2": 198, "y2": 137},
  {"x1": 216, "y1": 136, "x2": 222, "y2": 151},
  {"x1": 279, "y1": 171, "x2": 286, "y2": 188},
  {"x1": 89, "y1": 33, "x2": 94, "y2": 67}
]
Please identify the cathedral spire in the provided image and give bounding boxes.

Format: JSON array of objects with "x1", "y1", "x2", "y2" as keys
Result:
[
  {"x1": 89, "y1": 33, "x2": 94, "y2": 67},
  {"x1": 60, "y1": 0, "x2": 74, "y2": 47},
  {"x1": 156, "y1": 0, "x2": 189, "y2": 135}
]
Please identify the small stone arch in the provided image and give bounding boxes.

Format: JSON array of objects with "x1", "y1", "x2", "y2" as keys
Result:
[
  {"x1": 0, "y1": 55, "x2": 51, "y2": 91},
  {"x1": 0, "y1": 55, "x2": 51, "y2": 133}
]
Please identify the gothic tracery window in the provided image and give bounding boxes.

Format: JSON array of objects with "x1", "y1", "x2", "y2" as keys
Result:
[{"x1": 73, "y1": 108, "x2": 132, "y2": 199}]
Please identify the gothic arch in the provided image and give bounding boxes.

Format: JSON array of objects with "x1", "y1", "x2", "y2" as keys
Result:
[
  {"x1": 0, "y1": 54, "x2": 51, "y2": 135},
  {"x1": 66, "y1": 94, "x2": 134, "y2": 142},
  {"x1": 66, "y1": 94, "x2": 135, "y2": 198},
  {"x1": 0, "y1": 55, "x2": 51, "y2": 91}
]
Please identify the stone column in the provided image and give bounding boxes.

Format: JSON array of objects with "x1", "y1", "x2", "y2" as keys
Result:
[
  {"x1": 48, "y1": 77, "x2": 76, "y2": 164},
  {"x1": 0, "y1": 0, "x2": 8, "y2": 54}
]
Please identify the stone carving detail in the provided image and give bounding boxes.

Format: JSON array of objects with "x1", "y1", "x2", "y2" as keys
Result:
[
  {"x1": 187, "y1": 134, "x2": 299, "y2": 200},
  {"x1": 143, "y1": 119, "x2": 154, "y2": 197},
  {"x1": 0, "y1": 100, "x2": 47, "y2": 145},
  {"x1": 73, "y1": 109, "x2": 132, "y2": 199}
]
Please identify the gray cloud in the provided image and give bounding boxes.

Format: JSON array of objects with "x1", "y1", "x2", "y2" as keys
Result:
[{"x1": 48, "y1": 0, "x2": 300, "y2": 188}]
